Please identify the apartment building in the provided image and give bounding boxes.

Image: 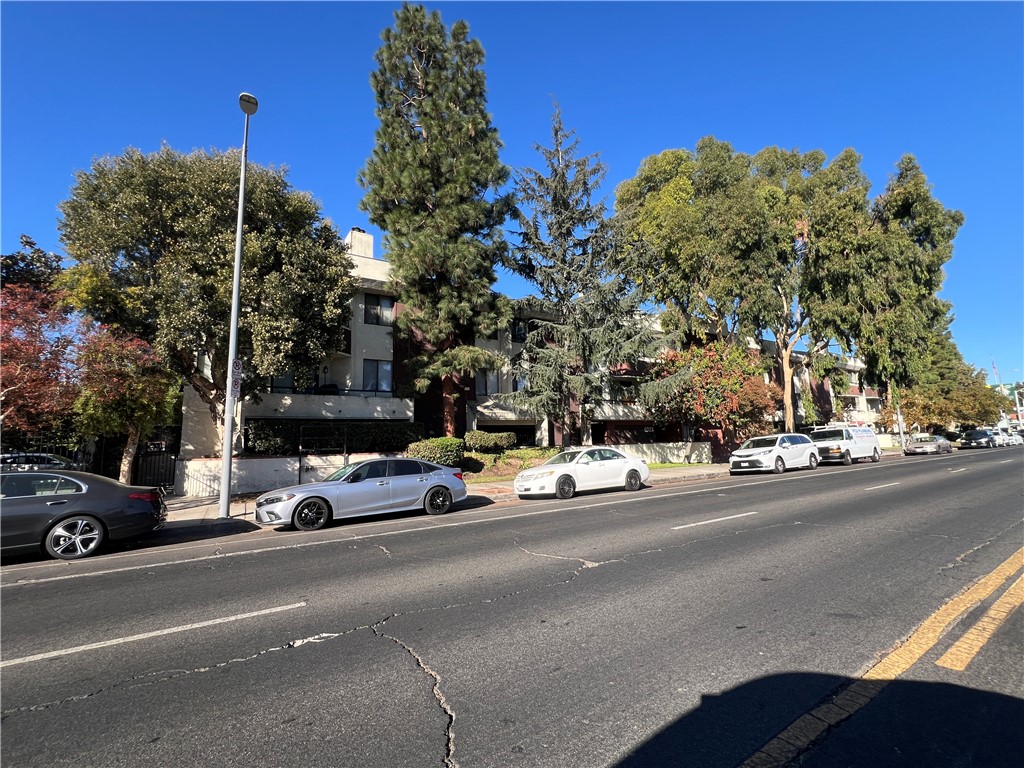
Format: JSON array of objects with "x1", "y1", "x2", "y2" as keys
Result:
[{"x1": 178, "y1": 229, "x2": 413, "y2": 459}]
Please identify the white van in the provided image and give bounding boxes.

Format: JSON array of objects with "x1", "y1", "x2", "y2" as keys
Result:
[{"x1": 809, "y1": 425, "x2": 882, "y2": 464}]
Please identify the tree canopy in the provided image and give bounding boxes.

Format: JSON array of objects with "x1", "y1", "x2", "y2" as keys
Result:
[
  {"x1": 57, "y1": 145, "x2": 355, "y2": 426},
  {"x1": 616, "y1": 139, "x2": 959, "y2": 431},
  {"x1": 74, "y1": 325, "x2": 179, "y2": 482},
  {"x1": 0, "y1": 283, "x2": 78, "y2": 432},
  {"x1": 359, "y1": 2, "x2": 512, "y2": 436}
]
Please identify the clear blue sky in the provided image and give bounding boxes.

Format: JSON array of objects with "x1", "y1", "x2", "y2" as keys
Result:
[{"x1": 3, "y1": 2, "x2": 1021, "y2": 386}]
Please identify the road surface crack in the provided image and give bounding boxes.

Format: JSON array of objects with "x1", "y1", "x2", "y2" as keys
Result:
[{"x1": 373, "y1": 616, "x2": 457, "y2": 768}]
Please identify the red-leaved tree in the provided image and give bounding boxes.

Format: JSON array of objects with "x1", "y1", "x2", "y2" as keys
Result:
[
  {"x1": 74, "y1": 326, "x2": 178, "y2": 483},
  {"x1": 1, "y1": 284, "x2": 79, "y2": 431}
]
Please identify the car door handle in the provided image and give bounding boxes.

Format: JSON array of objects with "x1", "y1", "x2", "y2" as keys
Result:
[
  {"x1": 45, "y1": 500, "x2": 68, "y2": 506},
  {"x1": 417, "y1": 477, "x2": 428, "y2": 482},
  {"x1": 376, "y1": 481, "x2": 389, "y2": 486}
]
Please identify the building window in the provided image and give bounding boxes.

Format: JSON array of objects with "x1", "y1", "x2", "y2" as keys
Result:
[
  {"x1": 269, "y1": 372, "x2": 295, "y2": 394},
  {"x1": 510, "y1": 319, "x2": 528, "y2": 344},
  {"x1": 476, "y1": 370, "x2": 499, "y2": 396},
  {"x1": 513, "y1": 373, "x2": 528, "y2": 392},
  {"x1": 364, "y1": 294, "x2": 395, "y2": 326},
  {"x1": 363, "y1": 359, "x2": 393, "y2": 393}
]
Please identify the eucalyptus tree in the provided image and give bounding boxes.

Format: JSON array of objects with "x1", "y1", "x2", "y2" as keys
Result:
[
  {"x1": 502, "y1": 107, "x2": 652, "y2": 445},
  {"x1": 855, "y1": 155, "x2": 964, "y2": 395},
  {"x1": 617, "y1": 138, "x2": 872, "y2": 431},
  {"x1": 359, "y1": 2, "x2": 512, "y2": 436},
  {"x1": 58, "y1": 145, "x2": 355, "y2": 428}
]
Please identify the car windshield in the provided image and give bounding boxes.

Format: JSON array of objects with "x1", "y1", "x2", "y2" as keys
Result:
[
  {"x1": 915, "y1": 436, "x2": 936, "y2": 443},
  {"x1": 810, "y1": 430, "x2": 844, "y2": 442},
  {"x1": 966, "y1": 430, "x2": 988, "y2": 438},
  {"x1": 324, "y1": 463, "x2": 363, "y2": 482},
  {"x1": 740, "y1": 437, "x2": 778, "y2": 450},
  {"x1": 545, "y1": 451, "x2": 583, "y2": 465}
]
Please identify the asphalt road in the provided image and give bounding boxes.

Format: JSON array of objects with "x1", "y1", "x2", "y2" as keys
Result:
[{"x1": 2, "y1": 448, "x2": 1022, "y2": 767}]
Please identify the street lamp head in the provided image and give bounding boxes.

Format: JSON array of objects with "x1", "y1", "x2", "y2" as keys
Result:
[{"x1": 239, "y1": 93, "x2": 259, "y2": 116}]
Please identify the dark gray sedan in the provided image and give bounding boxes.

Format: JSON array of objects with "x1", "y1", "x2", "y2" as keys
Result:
[{"x1": 0, "y1": 471, "x2": 167, "y2": 560}]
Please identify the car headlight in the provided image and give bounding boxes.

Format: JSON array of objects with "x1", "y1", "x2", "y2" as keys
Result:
[
  {"x1": 256, "y1": 492, "x2": 295, "y2": 509},
  {"x1": 532, "y1": 470, "x2": 556, "y2": 479},
  {"x1": 736, "y1": 449, "x2": 772, "y2": 458}
]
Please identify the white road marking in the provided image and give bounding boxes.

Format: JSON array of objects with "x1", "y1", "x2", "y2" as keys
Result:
[
  {"x1": 672, "y1": 511, "x2": 759, "y2": 530},
  {"x1": 998, "y1": 459, "x2": 1014, "y2": 464},
  {"x1": 864, "y1": 482, "x2": 900, "y2": 491},
  {"x1": 948, "y1": 468, "x2": 967, "y2": 473},
  {"x1": 0, "y1": 602, "x2": 307, "y2": 668}
]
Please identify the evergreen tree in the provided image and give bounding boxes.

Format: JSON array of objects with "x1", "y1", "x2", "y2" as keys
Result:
[
  {"x1": 502, "y1": 107, "x2": 653, "y2": 446},
  {"x1": 1, "y1": 235, "x2": 62, "y2": 290},
  {"x1": 359, "y1": 2, "x2": 512, "y2": 436}
]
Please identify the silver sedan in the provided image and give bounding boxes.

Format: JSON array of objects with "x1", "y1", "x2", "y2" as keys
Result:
[
  {"x1": 255, "y1": 458, "x2": 467, "y2": 531},
  {"x1": 903, "y1": 435, "x2": 954, "y2": 455}
]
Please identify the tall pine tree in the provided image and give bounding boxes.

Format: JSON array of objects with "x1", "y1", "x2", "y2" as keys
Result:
[
  {"x1": 502, "y1": 107, "x2": 652, "y2": 446},
  {"x1": 359, "y1": 3, "x2": 512, "y2": 436}
]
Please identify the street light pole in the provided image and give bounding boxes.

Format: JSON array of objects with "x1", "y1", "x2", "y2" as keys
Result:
[{"x1": 218, "y1": 93, "x2": 258, "y2": 519}]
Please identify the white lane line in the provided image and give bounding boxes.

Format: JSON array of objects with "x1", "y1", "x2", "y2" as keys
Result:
[
  {"x1": 0, "y1": 602, "x2": 306, "y2": 669},
  {"x1": 948, "y1": 468, "x2": 967, "y2": 473},
  {"x1": 998, "y1": 459, "x2": 1013, "y2": 464},
  {"x1": 672, "y1": 511, "x2": 759, "y2": 530},
  {"x1": 864, "y1": 482, "x2": 900, "y2": 491}
]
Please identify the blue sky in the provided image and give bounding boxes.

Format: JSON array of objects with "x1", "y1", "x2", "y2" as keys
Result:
[{"x1": 3, "y1": 2, "x2": 1021, "y2": 386}]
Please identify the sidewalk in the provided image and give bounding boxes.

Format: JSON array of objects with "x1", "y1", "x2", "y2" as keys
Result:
[{"x1": 162, "y1": 463, "x2": 733, "y2": 528}]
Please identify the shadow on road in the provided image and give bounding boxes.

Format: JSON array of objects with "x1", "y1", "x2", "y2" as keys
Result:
[{"x1": 614, "y1": 672, "x2": 1023, "y2": 768}]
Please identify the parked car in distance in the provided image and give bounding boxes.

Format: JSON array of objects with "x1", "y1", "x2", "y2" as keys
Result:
[
  {"x1": 255, "y1": 458, "x2": 467, "y2": 531},
  {"x1": 1009, "y1": 432, "x2": 1024, "y2": 446},
  {"x1": 1, "y1": 452, "x2": 82, "y2": 473},
  {"x1": 960, "y1": 429, "x2": 997, "y2": 449},
  {"x1": 730, "y1": 433, "x2": 819, "y2": 475},
  {"x1": 514, "y1": 446, "x2": 650, "y2": 500},
  {"x1": 0, "y1": 471, "x2": 166, "y2": 560},
  {"x1": 903, "y1": 434, "x2": 954, "y2": 455},
  {"x1": 809, "y1": 425, "x2": 882, "y2": 464}
]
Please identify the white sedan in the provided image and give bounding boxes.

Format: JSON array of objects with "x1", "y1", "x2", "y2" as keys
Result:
[
  {"x1": 729, "y1": 433, "x2": 820, "y2": 475},
  {"x1": 514, "y1": 447, "x2": 650, "y2": 500}
]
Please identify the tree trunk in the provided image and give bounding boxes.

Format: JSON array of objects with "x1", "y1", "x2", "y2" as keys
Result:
[
  {"x1": 441, "y1": 374, "x2": 458, "y2": 437},
  {"x1": 119, "y1": 423, "x2": 141, "y2": 484},
  {"x1": 781, "y1": 349, "x2": 796, "y2": 432}
]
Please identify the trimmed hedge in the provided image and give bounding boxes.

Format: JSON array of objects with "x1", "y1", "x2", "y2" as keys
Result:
[
  {"x1": 406, "y1": 437, "x2": 465, "y2": 467},
  {"x1": 464, "y1": 430, "x2": 517, "y2": 453},
  {"x1": 245, "y1": 419, "x2": 423, "y2": 456}
]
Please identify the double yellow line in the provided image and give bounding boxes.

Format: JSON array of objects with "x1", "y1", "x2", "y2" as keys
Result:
[
  {"x1": 865, "y1": 545, "x2": 1024, "y2": 678},
  {"x1": 741, "y1": 546, "x2": 1023, "y2": 767}
]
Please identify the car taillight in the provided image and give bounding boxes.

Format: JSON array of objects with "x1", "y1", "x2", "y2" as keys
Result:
[
  {"x1": 128, "y1": 491, "x2": 161, "y2": 504},
  {"x1": 453, "y1": 472, "x2": 463, "y2": 481}
]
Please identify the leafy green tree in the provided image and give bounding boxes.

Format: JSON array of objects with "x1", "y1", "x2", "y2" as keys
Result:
[
  {"x1": 880, "y1": 323, "x2": 1011, "y2": 430},
  {"x1": 359, "y1": 2, "x2": 512, "y2": 436},
  {"x1": 74, "y1": 326, "x2": 179, "y2": 483},
  {"x1": 501, "y1": 107, "x2": 652, "y2": 445},
  {"x1": 1, "y1": 235, "x2": 62, "y2": 290},
  {"x1": 57, "y1": 145, "x2": 355, "y2": 432},
  {"x1": 855, "y1": 156, "x2": 964, "y2": 395},
  {"x1": 617, "y1": 139, "x2": 877, "y2": 431}
]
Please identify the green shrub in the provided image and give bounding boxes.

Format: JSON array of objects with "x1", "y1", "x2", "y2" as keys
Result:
[
  {"x1": 464, "y1": 430, "x2": 517, "y2": 453},
  {"x1": 406, "y1": 437, "x2": 465, "y2": 467}
]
